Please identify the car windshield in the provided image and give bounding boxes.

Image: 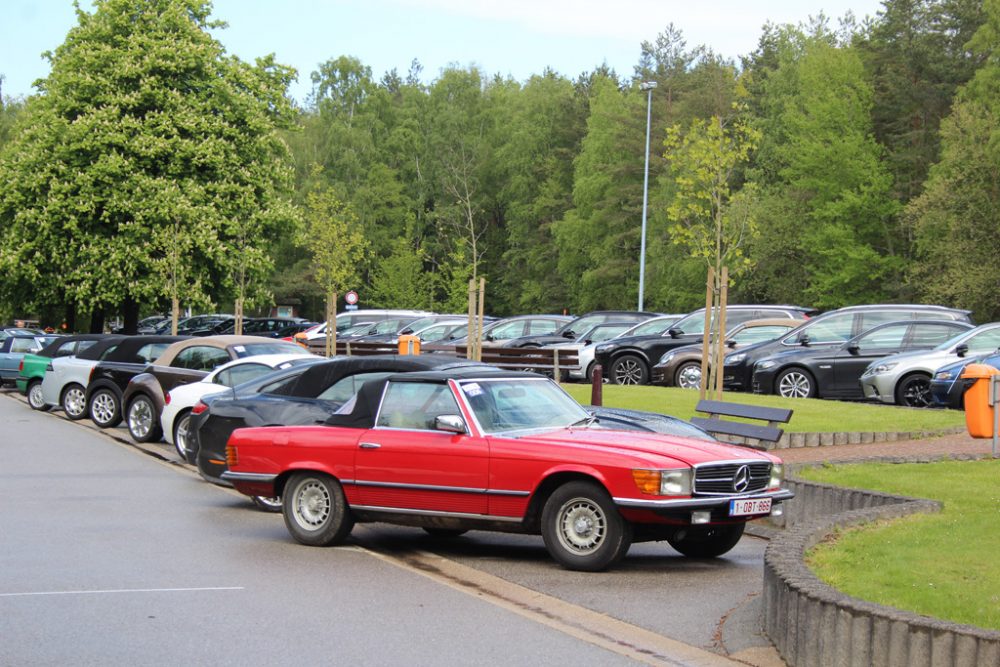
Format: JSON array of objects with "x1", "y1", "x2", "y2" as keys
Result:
[
  {"x1": 458, "y1": 378, "x2": 588, "y2": 434},
  {"x1": 626, "y1": 318, "x2": 678, "y2": 336},
  {"x1": 932, "y1": 326, "x2": 1000, "y2": 353}
]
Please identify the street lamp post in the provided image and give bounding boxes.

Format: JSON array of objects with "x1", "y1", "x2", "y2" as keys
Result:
[{"x1": 638, "y1": 80, "x2": 657, "y2": 312}]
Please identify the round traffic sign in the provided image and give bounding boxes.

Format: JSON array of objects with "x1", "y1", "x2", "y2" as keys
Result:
[{"x1": 344, "y1": 290, "x2": 359, "y2": 306}]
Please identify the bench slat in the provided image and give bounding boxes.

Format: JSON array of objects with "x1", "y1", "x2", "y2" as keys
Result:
[
  {"x1": 694, "y1": 399, "x2": 792, "y2": 424},
  {"x1": 690, "y1": 416, "x2": 784, "y2": 443}
]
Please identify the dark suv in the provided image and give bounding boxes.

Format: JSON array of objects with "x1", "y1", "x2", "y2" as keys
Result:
[
  {"x1": 593, "y1": 305, "x2": 815, "y2": 385},
  {"x1": 722, "y1": 304, "x2": 974, "y2": 392},
  {"x1": 502, "y1": 311, "x2": 661, "y2": 348}
]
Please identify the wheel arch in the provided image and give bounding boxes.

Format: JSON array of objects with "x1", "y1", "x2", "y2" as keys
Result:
[
  {"x1": 60, "y1": 381, "x2": 85, "y2": 403},
  {"x1": 523, "y1": 470, "x2": 612, "y2": 533},
  {"x1": 773, "y1": 364, "x2": 816, "y2": 396},
  {"x1": 894, "y1": 370, "x2": 933, "y2": 403},
  {"x1": 85, "y1": 379, "x2": 122, "y2": 401}
]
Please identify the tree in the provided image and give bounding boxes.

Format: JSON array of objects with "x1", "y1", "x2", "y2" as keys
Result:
[
  {"x1": 299, "y1": 187, "x2": 369, "y2": 355},
  {"x1": 907, "y1": 0, "x2": 1000, "y2": 320},
  {"x1": 0, "y1": 0, "x2": 298, "y2": 332},
  {"x1": 663, "y1": 113, "x2": 759, "y2": 395},
  {"x1": 743, "y1": 34, "x2": 900, "y2": 308}
]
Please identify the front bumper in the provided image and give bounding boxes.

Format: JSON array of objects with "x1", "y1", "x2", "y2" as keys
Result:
[
  {"x1": 614, "y1": 488, "x2": 794, "y2": 511},
  {"x1": 750, "y1": 369, "x2": 777, "y2": 395},
  {"x1": 722, "y1": 363, "x2": 752, "y2": 391},
  {"x1": 859, "y1": 375, "x2": 896, "y2": 404}
]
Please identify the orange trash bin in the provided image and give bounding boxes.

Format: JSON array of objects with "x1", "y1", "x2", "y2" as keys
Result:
[
  {"x1": 961, "y1": 364, "x2": 1000, "y2": 438},
  {"x1": 398, "y1": 335, "x2": 421, "y2": 355}
]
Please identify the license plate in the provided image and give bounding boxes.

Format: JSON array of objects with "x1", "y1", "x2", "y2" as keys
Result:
[{"x1": 729, "y1": 497, "x2": 772, "y2": 516}]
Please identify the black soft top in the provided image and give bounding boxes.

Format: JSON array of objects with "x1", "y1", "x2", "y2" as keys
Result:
[
  {"x1": 38, "y1": 333, "x2": 119, "y2": 358},
  {"x1": 91, "y1": 335, "x2": 189, "y2": 363},
  {"x1": 289, "y1": 354, "x2": 492, "y2": 398}
]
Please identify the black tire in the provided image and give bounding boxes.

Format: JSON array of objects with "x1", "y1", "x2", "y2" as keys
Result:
[
  {"x1": 422, "y1": 527, "x2": 468, "y2": 538},
  {"x1": 89, "y1": 388, "x2": 122, "y2": 428},
  {"x1": 127, "y1": 394, "x2": 163, "y2": 443},
  {"x1": 541, "y1": 481, "x2": 632, "y2": 571},
  {"x1": 27, "y1": 380, "x2": 50, "y2": 411},
  {"x1": 61, "y1": 383, "x2": 88, "y2": 420},
  {"x1": 282, "y1": 473, "x2": 354, "y2": 546},
  {"x1": 674, "y1": 361, "x2": 702, "y2": 390},
  {"x1": 895, "y1": 373, "x2": 932, "y2": 408},
  {"x1": 667, "y1": 523, "x2": 745, "y2": 558},
  {"x1": 775, "y1": 367, "x2": 816, "y2": 398},
  {"x1": 251, "y1": 495, "x2": 283, "y2": 513},
  {"x1": 610, "y1": 354, "x2": 649, "y2": 385},
  {"x1": 172, "y1": 410, "x2": 192, "y2": 461}
]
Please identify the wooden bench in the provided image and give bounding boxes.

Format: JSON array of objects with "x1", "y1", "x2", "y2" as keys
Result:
[{"x1": 690, "y1": 399, "x2": 793, "y2": 450}]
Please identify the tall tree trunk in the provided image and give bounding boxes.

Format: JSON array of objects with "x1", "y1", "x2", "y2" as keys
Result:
[
  {"x1": 89, "y1": 305, "x2": 105, "y2": 334},
  {"x1": 123, "y1": 296, "x2": 140, "y2": 334},
  {"x1": 64, "y1": 303, "x2": 77, "y2": 333}
]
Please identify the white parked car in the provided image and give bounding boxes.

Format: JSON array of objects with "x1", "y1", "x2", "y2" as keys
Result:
[
  {"x1": 860, "y1": 322, "x2": 1000, "y2": 407},
  {"x1": 162, "y1": 353, "x2": 320, "y2": 461}
]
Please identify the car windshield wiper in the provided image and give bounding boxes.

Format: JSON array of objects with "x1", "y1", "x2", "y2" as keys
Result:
[{"x1": 568, "y1": 415, "x2": 598, "y2": 428}]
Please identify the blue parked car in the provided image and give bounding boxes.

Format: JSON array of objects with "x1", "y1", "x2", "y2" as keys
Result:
[
  {"x1": 929, "y1": 350, "x2": 1000, "y2": 409},
  {"x1": 0, "y1": 334, "x2": 61, "y2": 387}
]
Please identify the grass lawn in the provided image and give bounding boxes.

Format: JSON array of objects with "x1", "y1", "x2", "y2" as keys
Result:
[
  {"x1": 560, "y1": 384, "x2": 965, "y2": 434},
  {"x1": 798, "y1": 460, "x2": 1000, "y2": 630}
]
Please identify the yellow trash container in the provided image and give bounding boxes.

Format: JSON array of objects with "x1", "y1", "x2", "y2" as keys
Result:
[
  {"x1": 960, "y1": 364, "x2": 1000, "y2": 438},
  {"x1": 398, "y1": 335, "x2": 421, "y2": 355}
]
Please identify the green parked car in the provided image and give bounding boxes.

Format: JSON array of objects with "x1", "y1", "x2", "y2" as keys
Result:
[{"x1": 17, "y1": 334, "x2": 117, "y2": 410}]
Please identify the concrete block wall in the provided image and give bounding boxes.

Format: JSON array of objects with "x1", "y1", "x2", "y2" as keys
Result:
[{"x1": 763, "y1": 481, "x2": 1000, "y2": 667}]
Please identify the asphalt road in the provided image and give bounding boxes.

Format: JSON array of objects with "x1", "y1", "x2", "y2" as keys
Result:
[{"x1": 0, "y1": 390, "x2": 782, "y2": 666}]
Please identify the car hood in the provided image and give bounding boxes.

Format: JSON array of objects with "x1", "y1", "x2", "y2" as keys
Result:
[
  {"x1": 499, "y1": 427, "x2": 775, "y2": 468},
  {"x1": 869, "y1": 348, "x2": 955, "y2": 369}
]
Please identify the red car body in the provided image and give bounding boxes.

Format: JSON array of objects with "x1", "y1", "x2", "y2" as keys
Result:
[{"x1": 225, "y1": 369, "x2": 792, "y2": 571}]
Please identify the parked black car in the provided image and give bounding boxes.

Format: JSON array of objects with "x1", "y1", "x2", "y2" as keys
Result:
[
  {"x1": 594, "y1": 305, "x2": 815, "y2": 385},
  {"x1": 188, "y1": 355, "x2": 500, "y2": 484},
  {"x1": 723, "y1": 304, "x2": 975, "y2": 392},
  {"x1": 86, "y1": 336, "x2": 189, "y2": 428},
  {"x1": 750, "y1": 319, "x2": 973, "y2": 399},
  {"x1": 121, "y1": 336, "x2": 311, "y2": 443},
  {"x1": 503, "y1": 311, "x2": 660, "y2": 349}
]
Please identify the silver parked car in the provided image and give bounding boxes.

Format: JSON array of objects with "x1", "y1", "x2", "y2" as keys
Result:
[{"x1": 860, "y1": 322, "x2": 1000, "y2": 407}]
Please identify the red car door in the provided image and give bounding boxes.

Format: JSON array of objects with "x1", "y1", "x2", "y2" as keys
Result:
[{"x1": 353, "y1": 380, "x2": 489, "y2": 515}]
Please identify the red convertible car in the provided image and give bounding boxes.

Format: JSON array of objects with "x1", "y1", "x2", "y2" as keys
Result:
[{"x1": 224, "y1": 368, "x2": 793, "y2": 571}]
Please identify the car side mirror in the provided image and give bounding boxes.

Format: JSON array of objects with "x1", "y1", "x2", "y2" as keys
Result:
[
  {"x1": 562, "y1": 331, "x2": 576, "y2": 339},
  {"x1": 726, "y1": 339, "x2": 738, "y2": 348},
  {"x1": 583, "y1": 338, "x2": 593, "y2": 345},
  {"x1": 956, "y1": 343, "x2": 969, "y2": 357},
  {"x1": 846, "y1": 343, "x2": 860, "y2": 355},
  {"x1": 799, "y1": 334, "x2": 811, "y2": 347},
  {"x1": 667, "y1": 328, "x2": 680, "y2": 338},
  {"x1": 435, "y1": 414, "x2": 467, "y2": 434},
  {"x1": 484, "y1": 334, "x2": 495, "y2": 341}
]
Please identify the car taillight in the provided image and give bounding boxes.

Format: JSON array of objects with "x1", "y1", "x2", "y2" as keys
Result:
[
  {"x1": 18, "y1": 360, "x2": 23, "y2": 372},
  {"x1": 191, "y1": 400, "x2": 208, "y2": 415},
  {"x1": 164, "y1": 392, "x2": 171, "y2": 405},
  {"x1": 89, "y1": 367, "x2": 96, "y2": 382}
]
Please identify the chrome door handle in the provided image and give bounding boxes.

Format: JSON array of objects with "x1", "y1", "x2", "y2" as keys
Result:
[{"x1": 359, "y1": 442, "x2": 381, "y2": 449}]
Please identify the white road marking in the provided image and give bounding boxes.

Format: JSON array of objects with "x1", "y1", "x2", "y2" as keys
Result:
[{"x1": 0, "y1": 586, "x2": 244, "y2": 598}]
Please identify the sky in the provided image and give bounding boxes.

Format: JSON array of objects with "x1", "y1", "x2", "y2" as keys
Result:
[{"x1": 3, "y1": 0, "x2": 888, "y2": 104}]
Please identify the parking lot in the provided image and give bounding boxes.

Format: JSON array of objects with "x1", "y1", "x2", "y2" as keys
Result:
[{"x1": 0, "y1": 390, "x2": 783, "y2": 666}]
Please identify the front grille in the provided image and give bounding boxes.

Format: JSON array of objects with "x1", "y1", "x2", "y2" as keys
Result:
[{"x1": 694, "y1": 462, "x2": 771, "y2": 496}]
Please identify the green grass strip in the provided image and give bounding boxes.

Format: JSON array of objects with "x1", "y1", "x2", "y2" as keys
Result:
[
  {"x1": 798, "y1": 460, "x2": 1000, "y2": 630},
  {"x1": 562, "y1": 384, "x2": 965, "y2": 434}
]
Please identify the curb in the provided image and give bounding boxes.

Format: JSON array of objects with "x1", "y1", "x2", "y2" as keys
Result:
[
  {"x1": 763, "y1": 471, "x2": 1000, "y2": 667},
  {"x1": 716, "y1": 426, "x2": 966, "y2": 451}
]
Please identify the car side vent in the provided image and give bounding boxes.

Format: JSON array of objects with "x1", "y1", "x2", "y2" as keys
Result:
[{"x1": 694, "y1": 462, "x2": 771, "y2": 496}]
